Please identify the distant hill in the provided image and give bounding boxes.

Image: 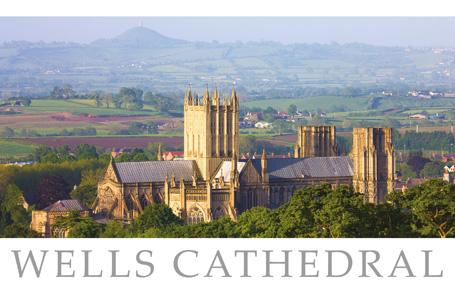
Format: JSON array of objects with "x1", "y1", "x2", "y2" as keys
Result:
[
  {"x1": 92, "y1": 26, "x2": 187, "y2": 48},
  {"x1": 0, "y1": 26, "x2": 454, "y2": 97}
]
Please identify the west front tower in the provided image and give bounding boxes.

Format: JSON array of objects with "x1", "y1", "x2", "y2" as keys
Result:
[{"x1": 184, "y1": 85, "x2": 239, "y2": 180}]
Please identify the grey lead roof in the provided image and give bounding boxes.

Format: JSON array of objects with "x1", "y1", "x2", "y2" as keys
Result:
[
  {"x1": 251, "y1": 156, "x2": 353, "y2": 180},
  {"x1": 43, "y1": 200, "x2": 88, "y2": 212},
  {"x1": 114, "y1": 160, "x2": 197, "y2": 183}
]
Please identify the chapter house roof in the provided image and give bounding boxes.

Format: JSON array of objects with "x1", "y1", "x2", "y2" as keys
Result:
[
  {"x1": 251, "y1": 156, "x2": 353, "y2": 180},
  {"x1": 113, "y1": 160, "x2": 198, "y2": 183},
  {"x1": 43, "y1": 200, "x2": 88, "y2": 212}
]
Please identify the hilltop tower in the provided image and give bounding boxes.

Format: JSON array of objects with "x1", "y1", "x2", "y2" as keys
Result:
[
  {"x1": 183, "y1": 85, "x2": 239, "y2": 180},
  {"x1": 351, "y1": 127, "x2": 395, "y2": 204},
  {"x1": 294, "y1": 125, "x2": 337, "y2": 158}
]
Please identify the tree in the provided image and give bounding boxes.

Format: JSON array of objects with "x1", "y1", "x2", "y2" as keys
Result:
[
  {"x1": 50, "y1": 85, "x2": 76, "y2": 99},
  {"x1": 36, "y1": 174, "x2": 70, "y2": 209},
  {"x1": 398, "y1": 163, "x2": 417, "y2": 180},
  {"x1": 191, "y1": 216, "x2": 238, "y2": 238},
  {"x1": 54, "y1": 211, "x2": 102, "y2": 238},
  {"x1": 1, "y1": 127, "x2": 15, "y2": 138},
  {"x1": 104, "y1": 93, "x2": 113, "y2": 108},
  {"x1": 406, "y1": 153, "x2": 430, "y2": 176},
  {"x1": 404, "y1": 179, "x2": 455, "y2": 238},
  {"x1": 145, "y1": 142, "x2": 166, "y2": 160},
  {"x1": 237, "y1": 207, "x2": 278, "y2": 237},
  {"x1": 313, "y1": 186, "x2": 367, "y2": 237},
  {"x1": 239, "y1": 135, "x2": 257, "y2": 154},
  {"x1": 272, "y1": 120, "x2": 293, "y2": 135},
  {"x1": 144, "y1": 92, "x2": 179, "y2": 113},
  {"x1": 1, "y1": 223, "x2": 38, "y2": 238},
  {"x1": 94, "y1": 94, "x2": 102, "y2": 107},
  {"x1": 276, "y1": 185, "x2": 328, "y2": 237},
  {"x1": 50, "y1": 86, "x2": 63, "y2": 99},
  {"x1": 68, "y1": 218, "x2": 103, "y2": 238},
  {"x1": 75, "y1": 144, "x2": 98, "y2": 160},
  {"x1": 373, "y1": 192, "x2": 415, "y2": 237},
  {"x1": 133, "y1": 204, "x2": 183, "y2": 233},
  {"x1": 420, "y1": 161, "x2": 443, "y2": 178},
  {"x1": 116, "y1": 87, "x2": 144, "y2": 110},
  {"x1": 62, "y1": 84, "x2": 76, "y2": 99},
  {"x1": 0, "y1": 184, "x2": 33, "y2": 237},
  {"x1": 70, "y1": 184, "x2": 97, "y2": 207},
  {"x1": 287, "y1": 104, "x2": 298, "y2": 116},
  {"x1": 264, "y1": 106, "x2": 277, "y2": 114},
  {"x1": 116, "y1": 149, "x2": 149, "y2": 162},
  {"x1": 100, "y1": 221, "x2": 129, "y2": 238}
]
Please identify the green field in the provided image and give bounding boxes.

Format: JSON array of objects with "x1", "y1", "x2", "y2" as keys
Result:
[
  {"x1": 24, "y1": 99, "x2": 157, "y2": 116},
  {"x1": 243, "y1": 95, "x2": 455, "y2": 114},
  {"x1": 243, "y1": 96, "x2": 370, "y2": 111},
  {"x1": 0, "y1": 139, "x2": 37, "y2": 160}
]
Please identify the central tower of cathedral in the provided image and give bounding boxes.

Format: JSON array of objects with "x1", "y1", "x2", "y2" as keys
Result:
[
  {"x1": 351, "y1": 127, "x2": 395, "y2": 204},
  {"x1": 183, "y1": 85, "x2": 239, "y2": 180}
]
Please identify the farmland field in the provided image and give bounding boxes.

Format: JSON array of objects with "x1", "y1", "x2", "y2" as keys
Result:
[
  {"x1": 243, "y1": 95, "x2": 455, "y2": 113},
  {"x1": 0, "y1": 99, "x2": 182, "y2": 137},
  {"x1": 0, "y1": 139, "x2": 37, "y2": 160},
  {"x1": 20, "y1": 136, "x2": 184, "y2": 150},
  {"x1": 243, "y1": 96, "x2": 370, "y2": 111},
  {"x1": 23, "y1": 99, "x2": 158, "y2": 116}
]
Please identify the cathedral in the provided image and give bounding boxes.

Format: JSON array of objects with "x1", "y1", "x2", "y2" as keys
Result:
[{"x1": 93, "y1": 86, "x2": 395, "y2": 223}]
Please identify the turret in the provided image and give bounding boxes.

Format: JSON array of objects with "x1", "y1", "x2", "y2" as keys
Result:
[
  {"x1": 184, "y1": 85, "x2": 193, "y2": 106},
  {"x1": 212, "y1": 84, "x2": 220, "y2": 106},
  {"x1": 231, "y1": 86, "x2": 238, "y2": 111},
  {"x1": 294, "y1": 144, "x2": 300, "y2": 158},
  {"x1": 194, "y1": 93, "x2": 199, "y2": 106},
  {"x1": 230, "y1": 153, "x2": 239, "y2": 187},
  {"x1": 157, "y1": 144, "x2": 162, "y2": 161},
  {"x1": 231, "y1": 154, "x2": 238, "y2": 179},
  {"x1": 261, "y1": 148, "x2": 269, "y2": 183},
  {"x1": 203, "y1": 84, "x2": 210, "y2": 106}
]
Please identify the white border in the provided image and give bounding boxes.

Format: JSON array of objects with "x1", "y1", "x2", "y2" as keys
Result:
[{"x1": 1, "y1": 0, "x2": 455, "y2": 17}]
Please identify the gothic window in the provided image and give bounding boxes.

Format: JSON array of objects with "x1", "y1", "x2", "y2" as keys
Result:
[
  {"x1": 188, "y1": 207, "x2": 204, "y2": 225},
  {"x1": 247, "y1": 190, "x2": 253, "y2": 208},
  {"x1": 271, "y1": 188, "x2": 278, "y2": 207},
  {"x1": 52, "y1": 227, "x2": 66, "y2": 238},
  {"x1": 213, "y1": 207, "x2": 226, "y2": 219},
  {"x1": 279, "y1": 187, "x2": 285, "y2": 205}
]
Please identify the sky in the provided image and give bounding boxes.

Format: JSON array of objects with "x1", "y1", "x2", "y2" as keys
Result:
[{"x1": 0, "y1": 17, "x2": 455, "y2": 47}]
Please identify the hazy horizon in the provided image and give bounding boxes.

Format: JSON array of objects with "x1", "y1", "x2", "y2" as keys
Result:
[{"x1": 1, "y1": 17, "x2": 455, "y2": 47}]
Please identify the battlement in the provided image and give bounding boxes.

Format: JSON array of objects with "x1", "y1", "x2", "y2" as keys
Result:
[{"x1": 184, "y1": 85, "x2": 238, "y2": 111}]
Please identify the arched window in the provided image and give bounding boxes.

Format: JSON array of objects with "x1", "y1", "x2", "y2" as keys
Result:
[
  {"x1": 52, "y1": 227, "x2": 66, "y2": 238},
  {"x1": 272, "y1": 188, "x2": 279, "y2": 208},
  {"x1": 247, "y1": 190, "x2": 255, "y2": 208},
  {"x1": 213, "y1": 207, "x2": 226, "y2": 219},
  {"x1": 188, "y1": 207, "x2": 204, "y2": 224},
  {"x1": 279, "y1": 187, "x2": 285, "y2": 205}
]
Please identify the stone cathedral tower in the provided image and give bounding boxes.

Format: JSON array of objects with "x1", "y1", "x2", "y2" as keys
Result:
[
  {"x1": 183, "y1": 85, "x2": 239, "y2": 180},
  {"x1": 351, "y1": 127, "x2": 395, "y2": 204},
  {"x1": 294, "y1": 125, "x2": 337, "y2": 158}
]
